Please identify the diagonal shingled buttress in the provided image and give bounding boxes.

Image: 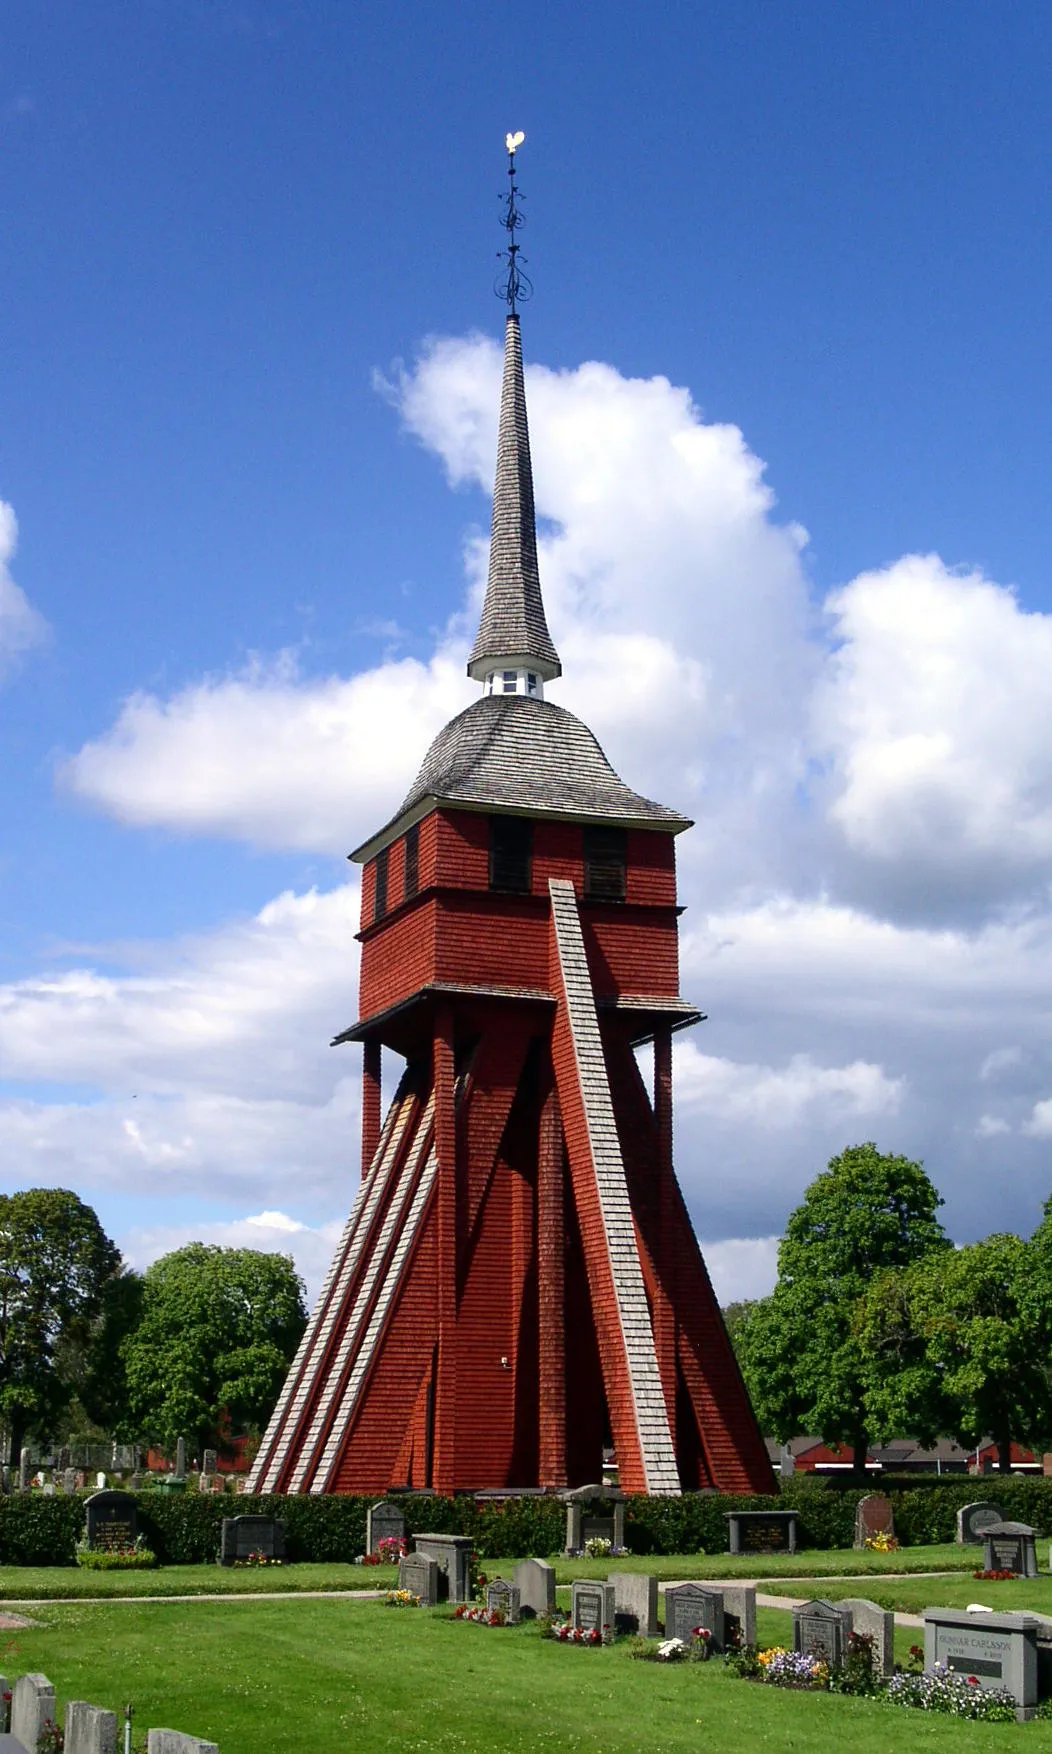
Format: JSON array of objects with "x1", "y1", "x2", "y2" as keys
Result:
[{"x1": 547, "y1": 877, "x2": 681, "y2": 1496}]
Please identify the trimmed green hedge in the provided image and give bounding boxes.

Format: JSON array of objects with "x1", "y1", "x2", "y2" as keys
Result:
[{"x1": 0, "y1": 1476, "x2": 1050, "y2": 1566}]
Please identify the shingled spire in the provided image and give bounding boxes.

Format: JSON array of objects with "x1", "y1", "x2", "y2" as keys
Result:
[{"x1": 467, "y1": 313, "x2": 561, "y2": 685}]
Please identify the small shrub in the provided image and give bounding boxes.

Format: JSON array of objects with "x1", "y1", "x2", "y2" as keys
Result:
[
  {"x1": 75, "y1": 1539, "x2": 157, "y2": 1571},
  {"x1": 887, "y1": 1664, "x2": 1017, "y2": 1720}
]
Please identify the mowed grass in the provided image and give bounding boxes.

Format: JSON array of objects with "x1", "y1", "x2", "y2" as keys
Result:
[
  {"x1": 763, "y1": 1569, "x2": 1052, "y2": 1618},
  {"x1": 0, "y1": 1543, "x2": 975, "y2": 1601},
  {"x1": 4, "y1": 1596, "x2": 1052, "y2": 1754}
]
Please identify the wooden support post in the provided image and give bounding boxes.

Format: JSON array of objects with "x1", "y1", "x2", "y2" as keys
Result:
[
  {"x1": 653, "y1": 1026, "x2": 678, "y2": 1442},
  {"x1": 432, "y1": 1003, "x2": 457, "y2": 1495},
  {"x1": 362, "y1": 1039, "x2": 382, "y2": 1179},
  {"x1": 537, "y1": 1072, "x2": 566, "y2": 1487}
]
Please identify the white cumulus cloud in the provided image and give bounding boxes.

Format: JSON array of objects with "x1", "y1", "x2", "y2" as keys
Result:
[{"x1": 0, "y1": 502, "x2": 48, "y2": 678}]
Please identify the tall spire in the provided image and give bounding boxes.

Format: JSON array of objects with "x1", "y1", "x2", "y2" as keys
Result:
[{"x1": 467, "y1": 136, "x2": 561, "y2": 690}]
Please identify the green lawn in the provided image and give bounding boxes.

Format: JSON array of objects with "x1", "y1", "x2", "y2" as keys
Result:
[
  {"x1": 3, "y1": 1597, "x2": 1050, "y2": 1754},
  {"x1": 0, "y1": 1544, "x2": 977, "y2": 1601},
  {"x1": 763, "y1": 1571, "x2": 1052, "y2": 1619}
]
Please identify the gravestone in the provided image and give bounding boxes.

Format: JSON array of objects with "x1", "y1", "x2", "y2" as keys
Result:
[
  {"x1": 201, "y1": 1450, "x2": 217, "y2": 1477},
  {"x1": 779, "y1": 1444, "x2": 796, "y2": 1476},
  {"x1": 925, "y1": 1607, "x2": 1040, "y2": 1719},
  {"x1": 366, "y1": 1500, "x2": 406, "y2": 1554},
  {"x1": 399, "y1": 1551, "x2": 438, "y2": 1607},
  {"x1": 610, "y1": 1571, "x2": 658, "y2": 1638},
  {"x1": 18, "y1": 1449, "x2": 29, "y2": 1493},
  {"x1": 720, "y1": 1583, "x2": 757, "y2": 1650},
  {"x1": 85, "y1": 1489, "x2": 138, "y2": 1552},
  {"x1": 958, "y1": 1501, "x2": 1005, "y2": 1545},
  {"x1": 146, "y1": 1733, "x2": 219, "y2": 1754},
  {"x1": 64, "y1": 1468, "x2": 78, "y2": 1495},
  {"x1": 485, "y1": 1578, "x2": 520, "y2": 1624},
  {"x1": 219, "y1": 1515, "x2": 285, "y2": 1566},
  {"x1": 983, "y1": 1521, "x2": 1039, "y2": 1579},
  {"x1": 65, "y1": 1701, "x2": 118, "y2": 1754},
  {"x1": 58, "y1": 1446, "x2": 71, "y2": 1472},
  {"x1": 841, "y1": 1597, "x2": 895, "y2": 1677},
  {"x1": 412, "y1": 1533, "x2": 473, "y2": 1603},
  {"x1": 571, "y1": 1580, "x2": 615, "y2": 1638},
  {"x1": 174, "y1": 1437, "x2": 186, "y2": 1479},
  {"x1": 724, "y1": 1508, "x2": 798, "y2": 1555},
  {"x1": 664, "y1": 1582, "x2": 724, "y2": 1648},
  {"x1": 512, "y1": 1558, "x2": 556, "y2": 1618},
  {"x1": 792, "y1": 1599, "x2": 851, "y2": 1666},
  {"x1": 563, "y1": 1489, "x2": 625, "y2": 1552},
  {"x1": 853, "y1": 1493, "x2": 894, "y2": 1550},
  {"x1": 11, "y1": 1674, "x2": 56, "y2": 1753}
]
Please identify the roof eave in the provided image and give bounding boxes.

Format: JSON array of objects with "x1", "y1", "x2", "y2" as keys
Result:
[{"x1": 350, "y1": 791, "x2": 692, "y2": 865}]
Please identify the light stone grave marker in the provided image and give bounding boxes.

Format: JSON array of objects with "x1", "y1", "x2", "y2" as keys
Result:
[
  {"x1": 512, "y1": 1558, "x2": 556, "y2": 1617},
  {"x1": 146, "y1": 1732, "x2": 219, "y2": 1754},
  {"x1": 399, "y1": 1551, "x2": 438, "y2": 1607},
  {"x1": 11, "y1": 1674, "x2": 56, "y2": 1753},
  {"x1": 793, "y1": 1599, "x2": 851, "y2": 1667},
  {"x1": 720, "y1": 1582, "x2": 756, "y2": 1649},
  {"x1": 841, "y1": 1597, "x2": 895, "y2": 1676},
  {"x1": 485, "y1": 1578, "x2": 520, "y2": 1623},
  {"x1": 664, "y1": 1582, "x2": 723, "y2": 1649},
  {"x1": 571, "y1": 1580, "x2": 615, "y2": 1637},
  {"x1": 924, "y1": 1607, "x2": 1040, "y2": 1720},
  {"x1": 412, "y1": 1533, "x2": 472, "y2": 1603},
  {"x1": 610, "y1": 1571, "x2": 658, "y2": 1637}
]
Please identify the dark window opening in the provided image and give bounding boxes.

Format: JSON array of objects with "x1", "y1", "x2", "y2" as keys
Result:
[
  {"x1": 584, "y1": 825, "x2": 628, "y2": 901},
  {"x1": 489, "y1": 815, "x2": 533, "y2": 893},
  {"x1": 404, "y1": 822, "x2": 420, "y2": 900},
  {"x1": 373, "y1": 846, "x2": 389, "y2": 921}
]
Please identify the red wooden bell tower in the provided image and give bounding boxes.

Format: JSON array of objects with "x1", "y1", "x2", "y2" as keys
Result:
[{"x1": 251, "y1": 155, "x2": 773, "y2": 1499}]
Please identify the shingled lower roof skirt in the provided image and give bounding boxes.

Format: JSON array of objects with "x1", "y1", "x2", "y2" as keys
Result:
[{"x1": 467, "y1": 315, "x2": 561, "y2": 682}]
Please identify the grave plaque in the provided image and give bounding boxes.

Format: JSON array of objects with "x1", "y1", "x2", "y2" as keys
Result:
[
  {"x1": 610, "y1": 1572, "x2": 658, "y2": 1638},
  {"x1": 721, "y1": 1583, "x2": 756, "y2": 1650},
  {"x1": 982, "y1": 1521, "x2": 1039, "y2": 1579},
  {"x1": 957, "y1": 1501, "x2": 1005, "y2": 1545},
  {"x1": 85, "y1": 1490, "x2": 138, "y2": 1552},
  {"x1": 853, "y1": 1493, "x2": 894, "y2": 1550},
  {"x1": 571, "y1": 1580, "x2": 615, "y2": 1637},
  {"x1": 841, "y1": 1597, "x2": 895, "y2": 1677},
  {"x1": 412, "y1": 1533, "x2": 473, "y2": 1603},
  {"x1": 925, "y1": 1607, "x2": 1039, "y2": 1719},
  {"x1": 724, "y1": 1508, "x2": 798, "y2": 1555},
  {"x1": 201, "y1": 1450, "x2": 217, "y2": 1477},
  {"x1": 64, "y1": 1468, "x2": 78, "y2": 1495},
  {"x1": 366, "y1": 1500, "x2": 406, "y2": 1555},
  {"x1": 399, "y1": 1551, "x2": 438, "y2": 1607},
  {"x1": 219, "y1": 1514, "x2": 286, "y2": 1566},
  {"x1": 146, "y1": 1733, "x2": 219, "y2": 1754},
  {"x1": 581, "y1": 1515, "x2": 615, "y2": 1546},
  {"x1": 664, "y1": 1582, "x2": 724, "y2": 1649},
  {"x1": 512, "y1": 1558, "x2": 556, "y2": 1618},
  {"x1": 485, "y1": 1578, "x2": 520, "y2": 1624},
  {"x1": 792, "y1": 1599, "x2": 851, "y2": 1667}
]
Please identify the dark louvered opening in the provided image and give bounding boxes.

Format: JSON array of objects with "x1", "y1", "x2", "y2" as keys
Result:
[
  {"x1": 404, "y1": 822, "x2": 420, "y2": 900},
  {"x1": 373, "y1": 847, "x2": 389, "y2": 921},
  {"x1": 584, "y1": 825, "x2": 627, "y2": 901},
  {"x1": 489, "y1": 815, "x2": 533, "y2": 894}
]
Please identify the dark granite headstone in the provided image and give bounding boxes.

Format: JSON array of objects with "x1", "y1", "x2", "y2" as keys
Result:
[
  {"x1": 983, "y1": 1521, "x2": 1039, "y2": 1579},
  {"x1": 366, "y1": 1500, "x2": 406, "y2": 1554},
  {"x1": 85, "y1": 1490, "x2": 138, "y2": 1552},
  {"x1": 219, "y1": 1514, "x2": 286, "y2": 1566},
  {"x1": 665, "y1": 1582, "x2": 724, "y2": 1648},
  {"x1": 958, "y1": 1501, "x2": 1005, "y2": 1545},
  {"x1": 792, "y1": 1599, "x2": 851, "y2": 1666},
  {"x1": 724, "y1": 1508, "x2": 798, "y2": 1555}
]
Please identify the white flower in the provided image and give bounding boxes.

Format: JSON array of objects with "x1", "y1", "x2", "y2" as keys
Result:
[{"x1": 657, "y1": 1638, "x2": 686, "y2": 1661}]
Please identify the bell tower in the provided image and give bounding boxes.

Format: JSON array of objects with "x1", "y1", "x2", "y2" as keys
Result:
[{"x1": 250, "y1": 139, "x2": 773, "y2": 1499}]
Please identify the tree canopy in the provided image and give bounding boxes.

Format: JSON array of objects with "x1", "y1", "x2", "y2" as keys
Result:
[
  {"x1": 736, "y1": 1142, "x2": 949, "y2": 1472},
  {"x1": 120, "y1": 1244, "x2": 307, "y2": 1456},
  {"x1": 0, "y1": 1188, "x2": 122, "y2": 1463}
]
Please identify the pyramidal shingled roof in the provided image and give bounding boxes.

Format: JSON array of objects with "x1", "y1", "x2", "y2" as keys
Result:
[{"x1": 467, "y1": 314, "x2": 561, "y2": 682}]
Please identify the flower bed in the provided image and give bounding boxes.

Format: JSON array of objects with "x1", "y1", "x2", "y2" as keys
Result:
[
  {"x1": 453, "y1": 1605, "x2": 513, "y2": 1627},
  {"x1": 887, "y1": 1664, "x2": 1018, "y2": 1721},
  {"x1": 75, "y1": 1539, "x2": 156, "y2": 1571},
  {"x1": 384, "y1": 1589, "x2": 420, "y2": 1608},
  {"x1": 974, "y1": 1569, "x2": 1017, "y2": 1581},
  {"x1": 727, "y1": 1636, "x2": 1021, "y2": 1721},
  {"x1": 232, "y1": 1551, "x2": 282, "y2": 1569}
]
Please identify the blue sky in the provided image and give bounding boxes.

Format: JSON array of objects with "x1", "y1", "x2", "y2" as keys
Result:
[{"x1": 3, "y1": 0, "x2": 1052, "y2": 1297}]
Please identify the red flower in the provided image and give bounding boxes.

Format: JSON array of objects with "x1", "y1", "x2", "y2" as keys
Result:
[{"x1": 968, "y1": 1677, "x2": 979, "y2": 1686}]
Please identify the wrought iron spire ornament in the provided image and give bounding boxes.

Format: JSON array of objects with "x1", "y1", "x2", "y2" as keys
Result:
[{"x1": 496, "y1": 130, "x2": 532, "y2": 312}]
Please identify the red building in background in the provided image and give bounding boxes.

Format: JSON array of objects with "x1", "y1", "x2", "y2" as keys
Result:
[{"x1": 250, "y1": 294, "x2": 773, "y2": 1500}]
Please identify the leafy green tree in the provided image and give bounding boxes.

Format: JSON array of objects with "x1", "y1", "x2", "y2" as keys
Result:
[
  {"x1": 737, "y1": 1143, "x2": 949, "y2": 1475},
  {"x1": 120, "y1": 1245, "x2": 307, "y2": 1457},
  {"x1": 861, "y1": 1234, "x2": 1049, "y2": 1473},
  {"x1": 0, "y1": 1188, "x2": 123, "y2": 1463},
  {"x1": 720, "y1": 1299, "x2": 758, "y2": 1365}
]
